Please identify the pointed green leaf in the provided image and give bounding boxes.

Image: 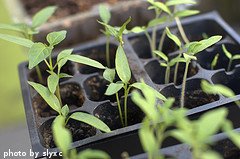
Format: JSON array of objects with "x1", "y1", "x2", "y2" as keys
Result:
[
  {"x1": 154, "y1": 50, "x2": 168, "y2": 61},
  {"x1": 32, "y1": 6, "x2": 57, "y2": 28},
  {"x1": 28, "y1": 81, "x2": 61, "y2": 114},
  {"x1": 139, "y1": 118, "x2": 158, "y2": 154},
  {"x1": 0, "y1": 23, "x2": 26, "y2": 33},
  {"x1": 197, "y1": 108, "x2": 227, "y2": 140},
  {"x1": 174, "y1": 10, "x2": 200, "y2": 18},
  {"x1": 154, "y1": 2, "x2": 171, "y2": 15},
  {"x1": 201, "y1": 80, "x2": 235, "y2": 97},
  {"x1": 131, "y1": 26, "x2": 146, "y2": 33},
  {"x1": 103, "y1": 68, "x2": 115, "y2": 83},
  {"x1": 147, "y1": 17, "x2": 168, "y2": 28},
  {"x1": 28, "y1": 43, "x2": 52, "y2": 69},
  {"x1": 68, "y1": 54, "x2": 105, "y2": 69},
  {"x1": 183, "y1": 53, "x2": 197, "y2": 61},
  {"x1": 69, "y1": 112, "x2": 111, "y2": 133},
  {"x1": 118, "y1": 17, "x2": 131, "y2": 40},
  {"x1": 47, "y1": 72, "x2": 59, "y2": 94},
  {"x1": 233, "y1": 55, "x2": 240, "y2": 60},
  {"x1": 52, "y1": 115, "x2": 72, "y2": 156},
  {"x1": 0, "y1": 33, "x2": 33, "y2": 48},
  {"x1": 57, "y1": 49, "x2": 73, "y2": 72},
  {"x1": 97, "y1": 20, "x2": 118, "y2": 38},
  {"x1": 115, "y1": 45, "x2": 131, "y2": 83},
  {"x1": 190, "y1": 36, "x2": 222, "y2": 54},
  {"x1": 165, "y1": 27, "x2": 181, "y2": 47},
  {"x1": 160, "y1": 63, "x2": 168, "y2": 67},
  {"x1": 99, "y1": 4, "x2": 111, "y2": 24},
  {"x1": 202, "y1": 151, "x2": 223, "y2": 159},
  {"x1": 59, "y1": 73, "x2": 73, "y2": 79},
  {"x1": 61, "y1": 105, "x2": 69, "y2": 117},
  {"x1": 166, "y1": 0, "x2": 197, "y2": 6},
  {"x1": 47, "y1": 30, "x2": 67, "y2": 46},
  {"x1": 211, "y1": 53, "x2": 219, "y2": 69},
  {"x1": 105, "y1": 83, "x2": 124, "y2": 96},
  {"x1": 77, "y1": 149, "x2": 110, "y2": 159},
  {"x1": 222, "y1": 44, "x2": 232, "y2": 59}
]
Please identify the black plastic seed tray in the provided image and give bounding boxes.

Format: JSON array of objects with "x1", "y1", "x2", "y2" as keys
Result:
[{"x1": 19, "y1": 11, "x2": 240, "y2": 158}]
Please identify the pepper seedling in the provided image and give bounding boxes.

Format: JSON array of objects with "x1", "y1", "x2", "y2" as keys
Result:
[
  {"x1": 171, "y1": 108, "x2": 228, "y2": 159},
  {"x1": 132, "y1": 81, "x2": 185, "y2": 159},
  {"x1": 222, "y1": 44, "x2": 240, "y2": 72},
  {"x1": 211, "y1": 53, "x2": 219, "y2": 70},
  {"x1": 180, "y1": 36, "x2": 222, "y2": 108},
  {"x1": 0, "y1": 6, "x2": 57, "y2": 83},
  {"x1": 99, "y1": 4, "x2": 111, "y2": 67},
  {"x1": 52, "y1": 115, "x2": 111, "y2": 159}
]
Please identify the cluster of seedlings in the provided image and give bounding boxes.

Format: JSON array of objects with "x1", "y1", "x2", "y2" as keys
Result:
[{"x1": 2, "y1": 0, "x2": 240, "y2": 158}]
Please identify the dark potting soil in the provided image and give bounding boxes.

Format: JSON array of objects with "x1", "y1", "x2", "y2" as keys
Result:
[
  {"x1": 33, "y1": 83, "x2": 85, "y2": 118},
  {"x1": 173, "y1": 89, "x2": 219, "y2": 109},
  {"x1": 21, "y1": 0, "x2": 127, "y2": 21},
  {"x1": 42, "y1": 119, "x2": 96, "y2": 148}
]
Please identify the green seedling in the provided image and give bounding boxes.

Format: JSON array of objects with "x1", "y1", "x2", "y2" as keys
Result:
[
  {"x1": 52, "y1": 115, "x2": 111, "y2": 159},
  {"x1": 180, "y1": 36, "x2": 222, "y2": 108},
  {"x1": 222, "y1": 44, "x2": 240, "y2": 72},
  {"x1": 154, "y1": 50, "x2": 185, "y2": 84},
  {"x1": 132, "y1": 82, "x2": 185, "y2": 159},
  {"x1": 201, "y1": 80, "x2": 240, "y2": 106},
  {"x1": 171, "y1": 108, "x2": 228, "y2": 159},
  {"x1": 211, "y1": 53, "x2": 219, "y2": 70},
  {"x1": 131, "y1": 0, "x2": 199, "y2": 57},
  {"x1": 0, "y1": 6, "x2": 57, "y2": 83},
  {"x1": 99, "y1": 4, "x2": 111, "y2": 67}
]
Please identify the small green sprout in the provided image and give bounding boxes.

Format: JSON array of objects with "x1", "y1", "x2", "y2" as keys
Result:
[
  {"x1": 211, "y1": 53, "x2": 219, "y2": 70},
  {"x1": 180, "y1": 36, "x2": 222, "y2": 108},
  {"x1": 154, "y1": 50, "x2": 185, "y2": 84},
  {"x1": 99, "y1": 4, "x2": 111, "y2": 67},
  {"x1": 171, "y1": 108, "x2": 228, "y2": 159},
  {"x1": 0, "y1": 6, "x2": 57, "y2": 83},
  {"x1": 52, "y1": 115, "x2": 111, "y2": 159},
  {"x1": 222, "y1": 44, "x2": 240, "y2": 72}
]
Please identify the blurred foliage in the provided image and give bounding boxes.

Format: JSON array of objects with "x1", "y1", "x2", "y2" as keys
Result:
[{"x1": 0, "y1": 0, "x2": 26, "y2": 127}]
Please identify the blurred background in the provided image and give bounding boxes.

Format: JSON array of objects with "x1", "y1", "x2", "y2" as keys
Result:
[{"x1": 0, "y1": 0, "x2": 239, "y2": 157}]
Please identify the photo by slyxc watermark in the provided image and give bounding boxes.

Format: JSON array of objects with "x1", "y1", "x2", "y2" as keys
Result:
[{"x1": 3, "y1": 149, "x2": 62, "y2": 158}]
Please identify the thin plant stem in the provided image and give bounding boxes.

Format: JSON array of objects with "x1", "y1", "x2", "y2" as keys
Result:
[
  {"x1": 56, "y1": 85, "x2": 62, "y2": 106},
  {"x1": 227, "y1": 58, "x2": 233, "y2": 72},
  {"x1": 106, "y1": 35, "x2": 110, "y2": 67},
  {"x1": 151, "y1": 11, "x2": 160, "y2": 52},
  {"x1": 145, "y1": 32, "x2": 155, "y2": 58},
  {"x1": 116, "y1": 92, "x2": 124, "y2": 127},
  {"x1": 35, "y1": 65, "x2": 44, "y2": 83},
  {"x1": 180, "y1": 61, "x2": 190, "y2": 108},
  {"x1": 174, "y1": 62, "x2": 179, "y2": 85},
  {"x1": 124, "y1": 84, "x2": 129, "y2": 126},
  {"x1": 158, "y1": 29, "x2": 167, "y2": 52},
  {"x1": 175, "y1": 17, "x2": 190, "y2": 44},
  {"x1": 165, "y1": 65, "x2": 170, "y2": 84}
]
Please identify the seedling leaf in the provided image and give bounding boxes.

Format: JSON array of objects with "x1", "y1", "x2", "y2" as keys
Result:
[
  {"x1": 105, "y1": 83, "x2": 124, "y2": 96},
  {"x1": 68, "y1": 54, "x2": 105, "y2": 69},
  {"x1": 0, "y1": 23, "x2": 26, "y2": 33},
  {"x1": 115, "y1": 45, "x2": 131, "y2": 83},
  {"x1": 28, "y1": 43, "x2": 53, "y2": 69},
  {"x1": 131, "y1": 26, "x2": 145, "y2": 33},
  {"x1": 99, "y1": 4, "x2": 111, "y2": 24},
  {"x1": 174, "y1": 10, "x2": 200, "y2": 18},
  {"x1": 154, "y1": 50, "x2": 168, "y2": 61},
  {"x1": 211, "y1": 53, "x2": 219, "y2": 69},
  {"x1": 28, "y1": 81, "x2": 61, "y2": 114},
  {"x1": 222, "y1": 44, "x2": 232, "y2": 59},
  {"x1": 61, "y1": 105, "x2": 69, "y2": 117},
  {"x1": 233, "y1": 55, "x2": 240, "y2": 60},
  {"x1": 47, "y1": 72, "x2": 59, "y2": 94},
  {"x1": 165, "y1": 27, "x2": 181, "y2": 47},
  {"x1": 0, "y1": 33, "x2": 34, "y2": 48},
  {"x1": 69, "y1": 112, "x2": 111, "y2": 133},
  {"x1": 32, "y1": 6, "x2": 57, "y2": 28},
  {"x1": 52, "y1": 115, "x2": 72, "y2": 156},
  {"x1": 166, "y1": 0, "x2": 197, "y2": 6},
  {"x1": 147, "y1": 17, "x2": 167, "y2": 28},
  {"x1": 103, "y1": 68, "x2": 115, "y2": 83},
  {"x1": 57, "y1": 49, "x2": 73, "y2": 72},
  {"x1": 47, "y1": 30, "x2": 67, "y2": 46}
]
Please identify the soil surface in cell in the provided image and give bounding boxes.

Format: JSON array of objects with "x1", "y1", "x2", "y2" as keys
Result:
[
  {"x1": 42, "y1": 119, "x2": 96, "y2": 148},
  {"x1": 33, "y1": 84, "x2": 85, "y2": 118},
  {"x1": 173, "y1": 89, "x2": 219, "y2": 109},
  {"x1": 22, "y1": 0, "x2": 127, "y2": 21}
]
